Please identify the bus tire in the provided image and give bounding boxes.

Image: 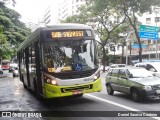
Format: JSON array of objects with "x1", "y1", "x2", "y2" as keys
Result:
[
  {"x1": 22, "y1": 76, "x2": 27, "y2": 89},
  {"x1": 33, "y1": 79, "x2": 42, "y2": 100},
  {"x1": 34, "y1": 80, "x2": 38, "y2": 95}
]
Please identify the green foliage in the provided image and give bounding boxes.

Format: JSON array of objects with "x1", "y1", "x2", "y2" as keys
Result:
[
  {"x1": 63, "y1": 0, "x2": 160, "y2": 66},
  {"x1": 0, "y1": 1, "x2": 31, "y2": 60},
  {"x1": 63, "y1": 0, "x2": 126, "y2": 71},
  {"x1": 111, "y1": 0, "x2": 160, "y2": 62},
  {"x1": 1, "y1": 0, "x2": 16, "y2": 7},
  {"x1": 62, "y1": 5, "x2": 91, "y2": 24},
  {"x1": 0, "y1": 25, "x2": 6, "y2": 44}
]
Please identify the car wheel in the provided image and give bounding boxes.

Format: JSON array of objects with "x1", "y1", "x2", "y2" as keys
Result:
[
  {"x1": 131, "y1": 89, "x2": 142, "y2": 102},
  {"x1": 106, "y1": 84, "x2": 114, "y2": 95}
]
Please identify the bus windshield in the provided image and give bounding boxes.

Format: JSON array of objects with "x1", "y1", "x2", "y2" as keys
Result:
[{"x1": 43, "y1": 39, "x2": 98, "y2": 73}]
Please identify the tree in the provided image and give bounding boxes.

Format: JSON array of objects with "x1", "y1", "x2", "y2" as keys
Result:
[
  {"x1": 111, "y1": 0, "x2": 160, "y2": 62},
  {"x1": 1, "y1": 0, "x2": 16, "y2": 6},
  {"x1": 0, "y1": 1, "x2": 31, "y2": 59},
  {"x1": 63, "y1": 0, "x2": 126, "y2": 72}
]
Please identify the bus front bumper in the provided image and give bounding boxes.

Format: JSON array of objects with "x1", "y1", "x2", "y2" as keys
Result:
[{"x1": 44, "y1": 78, "x2": 102, "y2": 98}]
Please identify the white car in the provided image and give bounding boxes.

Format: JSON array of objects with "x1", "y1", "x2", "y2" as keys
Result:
[
  {"x1": 100, "y1": 65, "x2": 110, "y2": 71},
  {"x1": 134, "y1": 62, "x2": 160, "y2": 77},
  {"x1": 110, "y1": 64, "x2": 126, "y2": 68},
  {"x1": 13, "y1": 67, "x2": 19, "y2": 77}
]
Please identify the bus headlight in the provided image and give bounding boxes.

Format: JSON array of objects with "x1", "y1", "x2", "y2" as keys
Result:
[
  {"x1": 51, "y1": 80, "x2": 57, "y2": 85},
  {"x1": 94, "y1": 71, "x2": 100, "y2": 81},
  {"x1": 94, "y1": 76, "x2": 98, "y2": 80},
  {"x1": 44, "y1": 75, "x2": 58, "y2": 86}
]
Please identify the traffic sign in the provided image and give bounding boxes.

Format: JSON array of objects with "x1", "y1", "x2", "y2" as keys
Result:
[
  {"x1": 139, "y1": 31, "x2": 158, "y2": 40},
  {"x1": 140, "y1": 25, "x2": 159, "y2": 32},
  {"x1": 132, "y1": 44, "x2": 146, "y2": 49}
]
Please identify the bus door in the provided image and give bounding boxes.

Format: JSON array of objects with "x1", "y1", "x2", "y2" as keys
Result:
[
  {"x1": 28, "y1": 45, "x2": 35, "y2": 90},
  {"x1": 35, "y1": 41, "x2": 43, "y2": 95},
  {"x1": 22, "y1": 49, "x2": 29, "y2": 87}
]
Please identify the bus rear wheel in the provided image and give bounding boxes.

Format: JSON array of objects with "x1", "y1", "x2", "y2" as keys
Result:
[
  {"x1": 22, "y1": 76, "x2": 27, "y2": 89},
  {"x1": 33, "y1": 79, "x2": 42, "y2": 100},
  {"x1": 34, "y1": 80, "x2": 38, "y2": 95}
]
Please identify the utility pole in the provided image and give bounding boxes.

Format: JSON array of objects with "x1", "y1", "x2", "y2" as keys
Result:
[{"x1": 154, "y1": 7, "x2": 160, "y2": 60}]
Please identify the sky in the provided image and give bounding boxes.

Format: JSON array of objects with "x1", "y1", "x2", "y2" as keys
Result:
[{"x1": 8, "y1": 0, "x2": 59, "y2": 23}]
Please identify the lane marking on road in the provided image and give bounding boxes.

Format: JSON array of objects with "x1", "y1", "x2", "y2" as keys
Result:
[{"x1": 85, "y1": 94, "x2": 160, "y2": 120}]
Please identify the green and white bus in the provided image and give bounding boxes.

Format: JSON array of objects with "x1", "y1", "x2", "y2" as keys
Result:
[{"x1": 17, "y1": 23, "x2": 102, "y2": 99}]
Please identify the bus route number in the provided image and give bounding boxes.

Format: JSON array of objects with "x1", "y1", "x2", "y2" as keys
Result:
[{"x1": 51, "y1": 31, "x2": 84, "y2": 38}]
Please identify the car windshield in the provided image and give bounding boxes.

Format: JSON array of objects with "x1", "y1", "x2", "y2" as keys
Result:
[{"x1": 127, "y1": 68, "x2": 153, "y2": 78}]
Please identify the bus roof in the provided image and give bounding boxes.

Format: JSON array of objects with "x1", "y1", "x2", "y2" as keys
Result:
[
  {"x1": 40, "y1": 23, "x2": 93, "y2": 30},
  {"x1": 17, "y1": 23, "x2": 93, "y2": 51}
]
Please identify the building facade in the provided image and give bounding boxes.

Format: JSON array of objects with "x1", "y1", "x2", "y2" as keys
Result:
[
  {"x1": 110, "y1": 7, "x2": 160, "y2": 64},
  {"x1": 40, "y1": 0, "x2": 86, "y2": 25}
]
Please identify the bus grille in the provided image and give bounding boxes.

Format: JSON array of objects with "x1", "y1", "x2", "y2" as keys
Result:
[
  {"x1": 61, "y1": 84, "x2": 92, "y2": 93},
  {"x1": 54, "y1": 70, "x2": 96, "y2": 79}
]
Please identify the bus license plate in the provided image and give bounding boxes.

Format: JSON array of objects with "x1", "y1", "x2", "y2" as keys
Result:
[
  {"x1": 156, "y1": 90, "x2": 160, "y2": 94},
  {"x1": 73, "y1": 90, "x2": 82, "y2": 95}
]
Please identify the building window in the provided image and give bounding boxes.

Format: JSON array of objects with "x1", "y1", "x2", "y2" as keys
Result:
[
  {"x1": 146, "y1": 18, "x2": 151, "y2": 24},
  {"x1": 155, "y1": 17, "x2": 160, "y2": 22}
]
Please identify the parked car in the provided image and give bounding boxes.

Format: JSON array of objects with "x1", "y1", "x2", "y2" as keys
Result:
[
  {"x1": 100, "y1": 65, "x2": 110, "y2": 71},
  {"x1": 105, "y1": 67, "x2": 160, "y2": 102},
  {"x1": 0, "y1": 67, "x2": 3, "y2": 74},
  {"x1": 134, "y1": 62, "x2": 160, "y2": 77},
  {"x1": 13, "y1": 67, "x2": 19, "y2": 77},
  {"x1": 9, "y1": 63, "x2": 18, "y2": 72}
]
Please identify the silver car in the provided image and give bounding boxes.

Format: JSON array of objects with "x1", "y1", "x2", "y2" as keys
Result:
[
  {"x1": 13, "y1": 67, "x2": 19, "y2": 77},
  {"x1": 106, "y1": 67, "x2": 160, "y2": 102}
]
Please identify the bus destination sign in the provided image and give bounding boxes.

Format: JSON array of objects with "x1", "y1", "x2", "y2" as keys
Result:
[{"x1": 51, "y1": 31, "x2": 84, "y2": 38}]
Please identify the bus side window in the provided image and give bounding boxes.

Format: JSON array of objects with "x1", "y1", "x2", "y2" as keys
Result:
[{"x1": 81, "y1": 44, "x2": 87, "y2": 52}]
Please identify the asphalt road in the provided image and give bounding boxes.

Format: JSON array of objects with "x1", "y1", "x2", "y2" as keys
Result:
[{"x1": 0, "y1": 70, "x2": 160, "y2": 120}]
